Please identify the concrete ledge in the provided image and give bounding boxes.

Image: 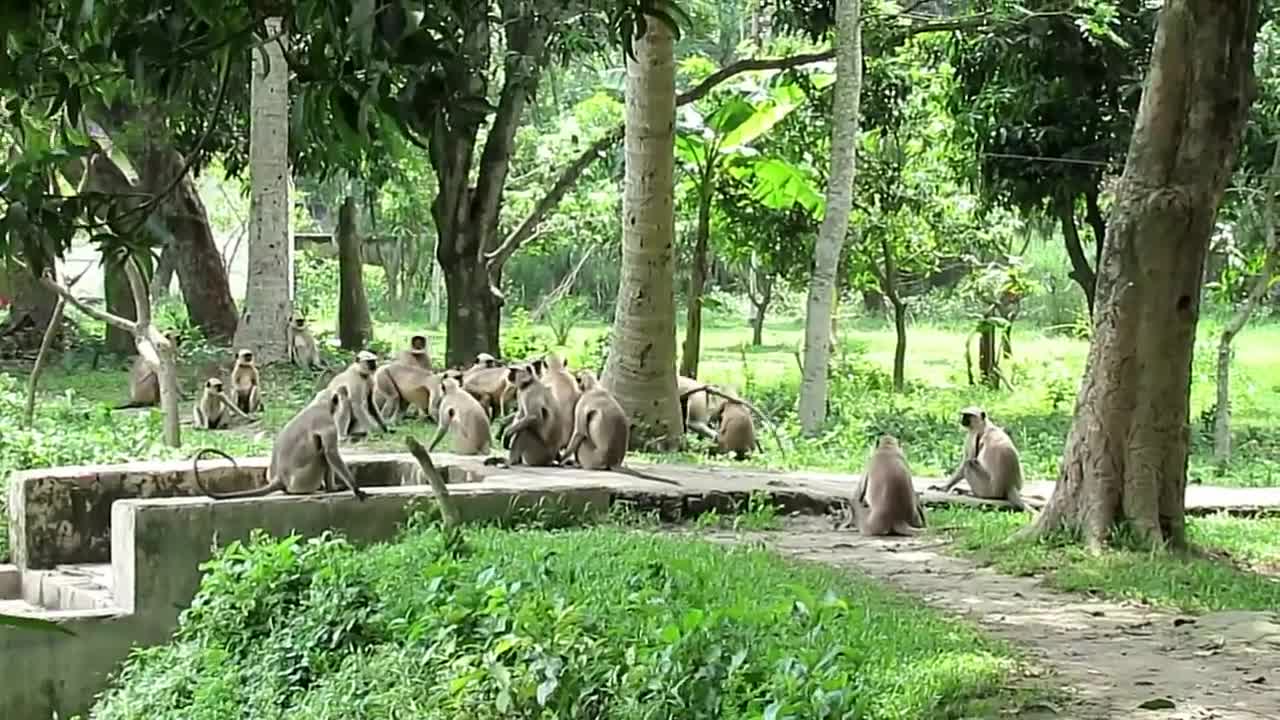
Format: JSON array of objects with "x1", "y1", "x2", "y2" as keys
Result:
[
  {"x1": 3, "y1": 479, "x2": 610, "y2": 720},
  {"x1": 7, "y1": 452, "x2": 490, "y2": 569},
  {"x1": 0, "y1": 563, "x2": 18, "y2": 598}
]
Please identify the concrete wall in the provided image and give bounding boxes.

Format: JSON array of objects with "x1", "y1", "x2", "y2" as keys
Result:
[
  {"x1": 7, "y1": 453, "x2": 486, "y2": 569},
  {"x1": 1, "y1": 481, "x2": 610, "y2": 720}
]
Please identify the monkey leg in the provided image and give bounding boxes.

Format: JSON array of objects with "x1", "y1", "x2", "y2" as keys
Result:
[
  {"x1": 961, "y1": 459, "x2": 998, "y2": 498},
  {"x1": 428, "y1": 414, "x2": 453, "y2": 452},
  {"x1": 249, "y1": 387, "x2": 262, "y2": 413},
  {"x1": 687, "y1": 420, "x2": 717, "y2": 441}
]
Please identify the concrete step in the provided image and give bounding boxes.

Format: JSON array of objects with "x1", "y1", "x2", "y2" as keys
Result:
[
  {"x1": 19, "y1": 564, "x2": 115, "y2": 612},
  {"x1": 0, "y1": 598, "x2": 48, "y2": 617}
]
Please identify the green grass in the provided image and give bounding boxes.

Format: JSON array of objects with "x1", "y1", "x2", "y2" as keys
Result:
[
  {"x1": 931, "y1": 507, "x2": 1280, "y2": 613},
  {"x1": 86, "y1": 523, "x2": 1021, "y2": 719}
]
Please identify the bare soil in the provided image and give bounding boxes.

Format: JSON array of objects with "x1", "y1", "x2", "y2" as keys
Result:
[{"x1": 698, "y1": 518, "x2": 1280, "y2": 720}]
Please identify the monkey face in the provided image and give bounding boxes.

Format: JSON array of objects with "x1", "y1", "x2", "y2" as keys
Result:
[
  {"x1": 507, "y1": 364, "x2": 536, "y2": 388},
  {"x1": 238, "y1": 350, "x2": 254, "y2": 364},
  {"x1": 410, "y1": 335, "x2": 427, "y2": 351},
  {"x1": 475, "y1": 352, "x2": 498, "y2": 369},
  {"x1": 959, "y1": 406, "x2": 985, "y2": 428},
  {"x1": 356, "y1": 350, "x2": 378, "y2": 373},
  {"x1": 293, "y1": 317, "x2": 306, "y2": 328},
  {"x1": 207, "y1": 379, "x2": 224, "y2": 393}
]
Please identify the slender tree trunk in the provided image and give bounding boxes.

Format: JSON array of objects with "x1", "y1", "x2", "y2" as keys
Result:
[
  {"x1": 337, "y1": 196, "x2": 373, "y2": 350},
  {"x1": 978, "y1": 317, "x2": 998, "y2": 388},
  {"x1": 1084, "y1": 187, "x2": 1107, "y2": 278},
  {"x1": 1215, "y1": 140, "x2": 1280, "y2": 465},
  {"x1": 1022, "y1": 0, "x2": 1260, "y2": 551},
  {"x1": 798, "y1": 0, "x2": 861, "y2": 434},
  {"x1": 1055, "y1": 189, "x2": 1097, "y2": 316},
  {"x1": 749, "y1": 269, "x2": 773, "y2": 347},
  {"x1": 150, "y1": 245, "x2": 176, "y2": 299},
  {"x1": 233, "y1": 17, "x2": 293, "y2": 361},
  {"x1": 603, "y1": 18, "x2": 684, "y2": 449},
  {"x1": 880, "y1": 236, "x2": 906, "y2": 392},
  {"x1": 679, "y1": 172, "x2": 713, "y2": 378},
  {"x1": 139, "y1": 138, "x2": 239, "y2": 343},
  {"x1": 103, "y1": 255, "x2": 137, "y2": 354}
]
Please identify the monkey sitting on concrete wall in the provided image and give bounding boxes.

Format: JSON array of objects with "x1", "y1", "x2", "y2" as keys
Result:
[
  {"x1": 287, "y1": 315, "x2": 323, "y2": 370},
  {"x1": 373, "y1": 362, "x2": 441, "y2": 423},
  {"x1": 540, "y1": 353, "x2": 580, "y2": 453},
  {"x1": 852, "y1": 435, "x2": 926, "y2": 536},
  {"x1": 497, "y1": 362, "x2": 560, "y2": 467},
  {"x1": 427, "y1": 377, "x2": 492, "y2": 455},
  {"x1": 230, "y1": 348, "x2": 263, "y2": 414},
  {"x1": 930, "y1": 406, "x2": 1028, "y2": 512},
  {"x1": 191, "y1": 378, "x2": 254, "y2": 430},
  {"x1": 194, "y1": 386, "x2": 368, "y2": 500},
  {"x1": 326, "y1": 350, "x2": 390, "y2": 440},
  {"x1": 562, "y1": 382, "x2": 629, "y2": 470}
]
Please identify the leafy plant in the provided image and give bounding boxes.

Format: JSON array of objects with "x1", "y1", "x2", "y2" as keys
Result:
[{"x1": 546, "y1": 297, "x2": 590, "y2": 346}]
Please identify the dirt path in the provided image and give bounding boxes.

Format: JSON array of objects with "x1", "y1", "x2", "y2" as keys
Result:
[{"x1": 700, "y1": 520, "x2": 1280, "y2": 720}]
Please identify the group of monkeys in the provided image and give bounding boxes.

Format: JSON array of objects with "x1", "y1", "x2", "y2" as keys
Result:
[
  {"x1": 176, "y1": 316, "x2": 767, "y2": 501},
  {"x1": 852, "y1": 406, "x2": 1029, "y2": 536},
  {"x1": 122, "y1": 317, "x2": 1028, "y2": 534}
]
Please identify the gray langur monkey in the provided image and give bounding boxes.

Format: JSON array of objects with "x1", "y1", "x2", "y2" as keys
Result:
[
  {"x1": 495, "y1": 362, "x2": 560, "y2": 467},
  {"x1": 192, "y1": 386, "x2": 367, "y2": 500},
  {"x1": 427, "y1": 377, "x2": 492, "y2": 454},
  {"x1": 287, "y1": 316, "x2": 322, "y2": 370},
  {"x1": 230, "y1": 348, "x2": 263, "y2": 414},
  {"x1": 395, "y1": 334, "x2": 432, "y2": 370},
  {"x1": 852, "y1": 435, "x2": 926, "y2": 536},
  {"x1": 191, "y1": 377, "x2": 254, "y2": 430},
  {"x1": 930, "y1": 406, "x2": 1028, "y2": 511},
  {"x1": 326, "y1": 349, "x2": 390, "y2": 440},
  {"x1": 540, "y1": 353, "x2": 580, "y2": 452}
]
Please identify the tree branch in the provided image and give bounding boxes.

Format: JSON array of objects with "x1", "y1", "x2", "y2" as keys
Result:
[{"x1": 38, "y1": 272, "x2": 137, "y2": 333}]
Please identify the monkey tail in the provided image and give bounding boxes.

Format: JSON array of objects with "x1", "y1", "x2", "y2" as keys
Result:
[
  {"x1": 192, "y1": 448, "x2": 245, "y2": 499},
  {"x1": 613, "y1": 466, "x2": 683, "y2": 487}
]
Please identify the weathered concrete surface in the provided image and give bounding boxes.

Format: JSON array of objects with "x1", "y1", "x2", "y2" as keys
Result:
[
  {"x1": 6, "y1": 452, "x2": 489, "y2": 569},
  {"x1": 1, "y1": 480, "x2": 610, "y2": 720}
]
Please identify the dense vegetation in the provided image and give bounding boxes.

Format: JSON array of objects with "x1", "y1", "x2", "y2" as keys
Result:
[{"x1": 88, "y1": 524, "x2": 1017, "y2": 718}]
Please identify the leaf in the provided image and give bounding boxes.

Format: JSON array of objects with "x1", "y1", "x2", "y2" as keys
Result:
[
  {"x1": 720, "y1": 100, "x2": 798, "y2": 150},
  {"x1": 657, "y1": 623, "x2": 680, "y2": 643},
  {"x1": 536, "y1": 677, "x2": 557, "y2": 706},
  {"x1": 763, "y1": 701, "x2": 781, "y2": 720}
]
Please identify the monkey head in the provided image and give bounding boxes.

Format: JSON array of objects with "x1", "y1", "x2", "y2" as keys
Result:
[
  {"x1": 355, "y1": 350, "x2": 378, "y2": 375},
  {"x1": 291, "y1": 316, "x2": 307, "y2": 328},
  {"x1": 205, "y1": 378, "x2": 224, "y2": 394},
  {"x1": 526, "y1": 357, "x2": 547, "y2": 377},
  {"x1": 443, "y1": 368, "x2": 464, "y2": 383},
  {"x1": 506, "y1": 363, "x2": 539, "y2": 389},
  {"x1": 474, "y1": 352, "x2": 499, "y2": 369},
  {"x1": 959, "y1": 406, "x2": 987, "y2": 430},
  {"x1": 576, "y1": 368, "x2": 598, "y2": 392},
  {"x1": 236, "y1": 349, "x2": 255, "y2": 365},
  {"x1": 409, "y1": 335, "x2": 427, "y2": 352},
  {"x1": 442, "y1": 377, "x2": 461, "y2": 394},
  {"x1": 877, "y1": 434, "x2": 900, "y2": 450}
]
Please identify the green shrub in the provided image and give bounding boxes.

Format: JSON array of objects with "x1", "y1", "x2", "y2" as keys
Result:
[{"x1": 89, "y1": 526, "x2": 1014, "y2": 719}]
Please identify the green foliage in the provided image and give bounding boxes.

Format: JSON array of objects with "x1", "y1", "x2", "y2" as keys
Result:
[
  {"x1": 935, "y1": 507, "x2": 1280, "y2": 613},
  {"x1": 545, "y1": 297, "x2": 591, "y2": 346},
  {"x1": 500, "y1": 307, "x2": 552, "y2": 361},
  {"x1": 90, "y1": 526, "x2": 1015, "y2": 718}
]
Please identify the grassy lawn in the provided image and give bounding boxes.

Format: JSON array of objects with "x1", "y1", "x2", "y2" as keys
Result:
[
  {"x1": 88, "y1": 524, "x2": 1023, "y2": 719},
  {"x1": 931, "y1": 507, "x2": 1280, "y2": 613}
]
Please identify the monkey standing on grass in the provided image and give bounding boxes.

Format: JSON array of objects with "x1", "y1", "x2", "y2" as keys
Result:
[{"x1": 930, "y1": 406, "x2": 1028, "y2": 511}]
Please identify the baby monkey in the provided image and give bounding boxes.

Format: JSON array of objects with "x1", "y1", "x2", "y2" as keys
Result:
[{"x1": 192, "y1": 377, "x2": 254, "y2": 430}]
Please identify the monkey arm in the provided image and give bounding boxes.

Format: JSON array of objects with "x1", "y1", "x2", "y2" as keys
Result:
[
  {"x1": 322, "y1": 437, "x2": 367, "y2": 501},
  {"x1": 563, "y1": 429, "x2": 587, "y2": 462},
  {"x1": 687, "y1": 420, "x2": 718, "y2": 441},
  {"x1": 218, "y1": 393, "x2": 255, "y2": 421},
  {"x1": 503, "y1": 415, "x2": 536, "y2": 440},
  {"x1": 428, "y1": 412, "x2": 453, "y2": 452}
]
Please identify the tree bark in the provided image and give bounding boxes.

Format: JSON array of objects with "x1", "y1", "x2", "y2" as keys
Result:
[
  {"x1": 150, "y1": 244, "x2": 176, "y2": 299},
  {"x1": 679, "y1": 171, "x2": 714, "y2": 379},
  {"x1": 1214, "y1": 140, "x2": 1280, "y2": 465},
  {"x1": 1084, "y1": 187, "x2": 1107, "y2": 280},
  {"x1": 337, "y1": 196, "x2": 373, "y2": 350},
  {"x1": 603, "y1": 18, "x2": 684, "y2": 450},
  {"x1": 233, "y1": 16, "x2": 293, "y2": 362},
  {"x1": 1055, "y1": 189, "x2": 1097, "y2": 316},
  {"x1": 880, "y1": 236, "x2": 906, "y2": 392},
  {"x1": 138, "y1": 137, "x2": 238, "y2": 343},
  {"x1": 798, "y1": 0, "x2": 862, "y2": 435},
  {"x1": 1022, "y1": 0, "x2": 1260, "y2": 551},
  {"x1": 102, "y1": 255, "x2": 137, "y2": 354},
  {"x1": 748, "y1": 265, "x2": 773, "y2": 347}
]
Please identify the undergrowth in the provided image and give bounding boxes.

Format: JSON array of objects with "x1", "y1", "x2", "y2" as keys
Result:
[
  {"x1": 932, "y1": 507, "x2": 1280, "y2": 613},
  {"x1": 87, "y1": 524, "x2": 1018, "y2": 719}
]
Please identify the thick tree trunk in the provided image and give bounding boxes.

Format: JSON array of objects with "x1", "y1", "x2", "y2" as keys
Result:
[
  {"x1": 1055, "y1": 189, "x2": 1097, "y2": 316},
  {"x1": 798, "y1": 0, "x2": 861, "y2": 434},
  {"x1": 439, "y1": 233, "x2": 501, "y2": 364},
  {"x1": 1023, "y1": 0, "x2": 1260, "y2": 551},
  {"x1": 679, "y1": 175, "x2": 713, "y2": 379},
  {"x1": 139, "y1": 140, "x2": 238, "y2": 343},
  {"x1": 233, "y1": 16, "x2": 293, "y2": 361},
  {"x1": 336, "y1": 197, "x2": 373, "y2": 350},
  {"x1": 103, "y1": 255, "x2": 136, "y2": 354},
  {"x1": 603, "y1": 18, "x2": 684, "y2": 450},
  {"x1": 1214, "y1": 140, "x2": 1280, "y2": 465}
]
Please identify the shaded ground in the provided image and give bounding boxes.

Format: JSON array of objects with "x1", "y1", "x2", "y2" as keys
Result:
[{"x1": 698, "y1": 518, "x2": 1280, "y2": 720}]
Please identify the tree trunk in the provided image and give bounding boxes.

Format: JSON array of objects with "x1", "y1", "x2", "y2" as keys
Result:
[
  {"x1": 1084, "y1": 187, "x2": 1107, "y2": 277},
  {"x1": 138, "y1": 138, "x2": 238, "y2": 343},
  {"x1": 233, "y1": 16, "x2": 294, "y2": 362},
  {"x1": 1022, "y1": 0, "x2": 1260, "y2": 551},
  {"x1": 1214, "y1": 140, "x2": 1280, "y2": 466},
  {"x1": 978, "y1": 319, "x2": 997, "y2": 388},
  {"x1": 149, "y1": 244, "x2": 176, "y2": 300},
  {"x1": 679, "y1": 172, "x2": 713, "y2": 378},
  {"x1": 798, "y1": 0, "x2": 861, "y2": 435},
  {"x1": 336, "y1": 196, "x2": 372, "y2": 350},
  {"x1": 439, "y1": 236, "x2": 501, "y2": 364},
  {"x1": 602, "y1": 18, "x2": 684, "y2": 450},
  {"x1": 880, "y1": 236, "x2": 905, "y2": 392},
  {"x1": 1055, "y1": 189, "x2": 1097, "y2": 316},
  {"x1": 103, "y1": 255, "x2": 136, "y2": 354},
  {"x1": 749, "y1": 268, "x2": 773, "y2": 347}
]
